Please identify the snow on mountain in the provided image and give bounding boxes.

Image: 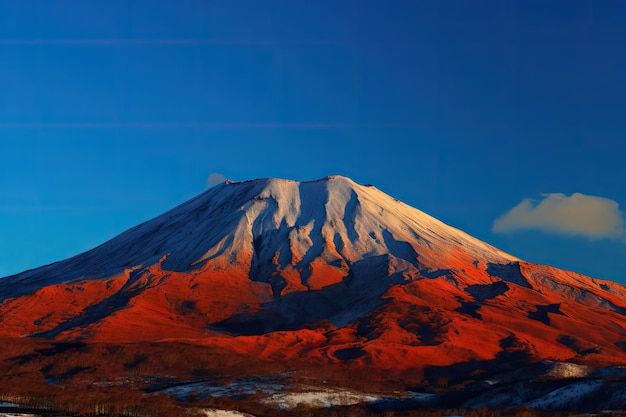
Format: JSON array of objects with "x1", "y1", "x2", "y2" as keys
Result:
[
  {"x1": 0, "y1": 175, "x2": 517, "y2": 299},
  {"x1": 526, "y1": 379, "x2": 604, "y2": 410}
]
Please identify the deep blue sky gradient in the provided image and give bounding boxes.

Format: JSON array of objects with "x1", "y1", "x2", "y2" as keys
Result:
[{"x1": 1, "y1": 1, "x2": 626, "y2": 281}]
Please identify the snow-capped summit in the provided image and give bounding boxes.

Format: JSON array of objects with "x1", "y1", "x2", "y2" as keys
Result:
[{"x1": 1, "y1": 175, "x2": 516, "y2": 299}]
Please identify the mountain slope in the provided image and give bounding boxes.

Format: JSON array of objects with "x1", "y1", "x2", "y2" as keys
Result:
[
  {"x1": 0, "y1": 176, "x2": 516, "y2": 296},
  {"x1": 1, "y1": 175, "x2": 626, "y2": 400}
]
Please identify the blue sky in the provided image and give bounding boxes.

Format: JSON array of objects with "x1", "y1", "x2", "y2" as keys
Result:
[{"x1": 1, "y1": 1, "x2": 626, "y2": 282}]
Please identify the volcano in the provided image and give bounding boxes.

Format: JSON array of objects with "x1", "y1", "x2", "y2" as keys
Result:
[{"x1": 2, "y1": 176, "x2": 626, "y2": 413}]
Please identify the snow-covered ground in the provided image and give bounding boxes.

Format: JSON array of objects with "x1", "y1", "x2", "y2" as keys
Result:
[
  {"x1": 526, "y1": 379, "x2": 603, "y2": 410},
  {"x1": 0, "y1": 413, "x2": 41, "y2": 417},
  {"x1": 162, "y1": 376, "x2": 383, "y2": 410},
  {"x1": 262, "y1": 388, "x2": 379, "y2": 410},
  {"x1": 159, "y1": 373, "x2": 402, "y2": 412},
  {"x1": 162, "y1": 376, "x2": 285, "y2": 401},
  {"x1": 0, "y1": 414, "x2": 36, "y2": 417},
  {"x1": 0, "y1": 402, "x2": 36, "y2": 417},
  {"x1": 202, "y1": 410, "x2": 254, "y2": 417},
  {"x1": 0, "y1": 413, "x2": 35, "y2": 417},
  {"x1": 0, "y1": 414, "x2": 39, "y2": 417}
]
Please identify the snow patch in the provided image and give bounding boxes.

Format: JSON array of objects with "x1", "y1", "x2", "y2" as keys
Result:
[
  {"x1": 202, "y1": 410, "x2": 254, "y2": 417},
  {"x1": 262, "y1": 388, "x2": 379, "y2": 410},
  {"x1": 545, "y1": 361, "x2": 592, "y2": 379},
  {"x1": 0, "y1": 414, "x2": 34, "y2": 417}
]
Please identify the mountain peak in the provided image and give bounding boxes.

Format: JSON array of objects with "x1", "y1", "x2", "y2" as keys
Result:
[
  {"x1": 2, "y1": 175, "x2": 517, "y2": 300},
  {"x1": 219, "y1": 174, "x2": 359, "y2": 191}
]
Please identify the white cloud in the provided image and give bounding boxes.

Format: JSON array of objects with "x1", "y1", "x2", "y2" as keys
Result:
[
  {"x1": 493, "y1": 193, "x2": 626, "y2": 240},
  {"x1": 207, "y1": 173, "x2": 227, "y2": 187}
]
